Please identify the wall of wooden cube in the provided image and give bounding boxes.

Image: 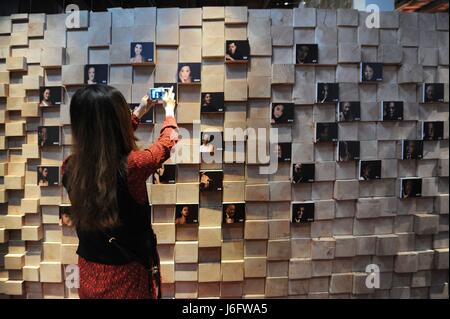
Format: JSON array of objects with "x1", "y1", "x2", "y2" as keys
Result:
[{"x1": 0, "y1": 7, "x2": 449, "y2": 299}]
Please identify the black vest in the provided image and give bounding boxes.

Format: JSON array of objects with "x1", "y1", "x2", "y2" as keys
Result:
[{"x1": 62, "y1": 160, "x2": 154, "y2": 266}]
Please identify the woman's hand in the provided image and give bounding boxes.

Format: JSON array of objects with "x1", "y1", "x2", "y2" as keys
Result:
[
  {"x1": 162, "y1": 86, "x2": 176, "y2": 118},
  {"x1": 133, "y1": 95, "x2": 155, "y2": 119}
]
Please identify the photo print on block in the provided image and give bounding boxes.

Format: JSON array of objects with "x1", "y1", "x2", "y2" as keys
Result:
[
  {"x1": 422, "y1": 121, "x2": 444, "y2": 141},
  {"x1": 225, "y1": 40, "x2": 250, "y2": 62},
  {"x1": 200, "y1": 131, "x2": 223, "y2": 157},
  {"x1": 292, "y1": 202, "x2": 315, "y2": 224},
  {"x1": 175, "y1": 204, "x2": 199, "y2": 225},
  {"x1": 315, "y1": 122, "x2": 338, "y2": 142},
  {"x1": 130, "y1": 103, "x2": 154, "y2": 124},
  {"x1": 402, "y1": 140, "x2": 423, "y2": 160},
  {"x1": 359, "y1": 160, "x2": 382, "y2": 180},
  {"x1": 274, "y1": 142, "x2": 292, "y2": 163},
  {"x1": 422, "y1": 83, "x2": 444, "y2": 103},
  {"x1": 400, "y1": 178, "x2": 422, "y2": 199},
  {"x1": 37, "y1": 166, "x2": 60, "y2": 186},
  {"x1": 38, "y1": 126, "x2": 60, "y2": 147},
  {"x1": 59, "y1": 204, "x2": 73, "y2": 227},
  {"x1": 317, "y1": 83, "x2": 339, "y2": 103},
  {"x1": 338, "y1": 141, "x2": 360, "y2": 161},
  {"x1": 178, "y1": 63, "x2": 201, "y2": 84},
  {"x1": 381, "y1": 101, "x2": 404, "y2": 121},
  {"x1": 222, "y1": 203, "x2": 245, "y2": 224},
  {"x1": 338, "y1": 102, "x2": 361, "y2": 122},
  {"x1": 130, "y1": 42, "x2": 155, "y2": 64},
  {"x1": 39, "y1": 86, "x2": 62, "y2": 107},
  {"x1": 201, "y1": 92, "x2": 225, "y2": 113},
  {"x1": 152, "y1": 163, "x2": 176, "y2": 184},
  {"x1": 296, "y1": 44, "x2": 318, "y2": 64},
  {"x1": 360, "y1": 62, "x2": 383, "y2": 82},
  {"x1": 199, "y1": 170, "x2": 223, "y2": 192},
  {"x1": 292, "y1": 163, "x2": 315, "y2": 183},
  {"x1": 84, "y1": 64, "x2": 108, "y2": 85},
  {"x1": 271, "y1": 103, "x2": 295, "y2": 124}
]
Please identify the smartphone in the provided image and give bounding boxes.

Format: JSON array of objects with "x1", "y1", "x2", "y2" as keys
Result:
[{"x1": 149, "y1": 87, "x2": 171, "y2": 101}]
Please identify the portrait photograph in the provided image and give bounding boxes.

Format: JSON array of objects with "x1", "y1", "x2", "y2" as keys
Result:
[
  {"x1": 400, "y1": 178, "x2": 422, "y2": 199},
  {"x1": 292, "y1": 163, "x2": 315, "y2": 184},
  {"x1": 152, "y1": 164, "x2": 176, "y2": 184},
  {"x1": 359, "y1": 160, "x2": 382, "y2": 180},
  {"x1": 200, "y1": 132, "x2": 223, "y2": 156},
  {"x1": 422, "y1": 83, "x2": 444, "y2": 103},
  {"x1": 178, "y1": 63, "x2": 201, "y2": 84},
  {"x1": 296, "y1": 44, "x2": 318, "y2": 64},
  {"x1": 275, "y1": 143, "x2": 292, "y2": 163},
  {"x1": 38, "y1": 126, "x2": 60, "y2": 147},
  {"x1": 317, "y1": 83, "x2": 339, "y2": 103},
  {"x1": 84, "y1": 64, "x2": 108, "y2": 85},
  {"x1": 129, "y1": 103, "x2": 154, "y2": 124},
  {"x1": 291, "y1": 202, "x2": 315, "y2": 224},
  {"x1": 175, "y1": 204, "x2": 199, "y2": 225},
  {"x1": 130, "y1": 42, "x2": 155, "y2": 64},
  {"x1": 338, "y1": 102, "x2": 361, "y2": 122},
  {"x1": 222, "y1": 203, "x2": 245, "y2": 224},
  {"x1": 360, "y1": 62, "x2": 383, "y2": 82},
  {"x1": 381, "y1": 101, "x2": 404, "y2": 121},
  {"x1": 39, "y1": 86, "x2": 62, "y2": 107},
  {"x1": 201, "y1": 92, "x2": 224, "y2": 113},
  {"x1": 153, "y1": 82, "x2": 178, "y2": 104},
  {"x1": 338, "y1": 141, "x2": 360, "y2": 161},
  {"x1": 315, "y1": 122, "x2": 338, "y2": 142},
  {"x1": 422, "y1": 121, "x2": 444, "y2": 141},
  {"x1": 402, "y1": 140, "x2": 423, "y2": 160},
  {"x1": 271, "y1": 103, "x2": 295, "y2": 124},
  {"x1": 37, "y1": 166, "x2": 59, "y2": 186},
  {"x1": 199, "y1": 170, "x2": 223, "y2": 192},
  {"x1": 59, "y1": 204, "x2": 73, "y2": 227},
  {"x1": 225, "y1": 40, "x2": 250, "y2": 62}
]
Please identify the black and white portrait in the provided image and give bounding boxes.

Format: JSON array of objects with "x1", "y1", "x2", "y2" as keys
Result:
[
  {"x1": 201, "y1": 93, "x2": 224, "y2": 113},
  {"x1": 275, "y1": 143, "x2": 292, "y2": 163},
  {"x1": 338, "y1": 141, "x2": 360, "y2": 161},
  {"x1": 199, "y1": 170, "x2": 223, "y2": 192},
  {"x1": 222, "y1": 203, "x2": 245, "y2": 224},
  {"x1": 152, "y1": 164, "x2": 176, "y2": 184},
  {"x1": 225, "y1": 40, "x2": 250, "y2": 62},
  {"x1": 292, "y1": 163, "x2": 315, "y2": 183},
  {"x1": 296, "y1": 44, "x2": 318, "y2": 64},
  {"x1": 292, "y1": 202, "x2": 315, "y2": 224},
  {"x1": 422, "y1": 83, "x2": 444, "y2": 103},
  {"x1": 175, "y1": 204, "x2": 199, "y2": 225},
  {"x1": 402, "y1": 140, "x2": 423, "y2": 160},
  {"x1": 59, "y1": 204, "x2": 73, "y2": 227},
  {"x1": 271, "y1": 103, "x2": 294, "y2": 124},
  {"x1": 382, "y1": 101, "x2": 404, "y2": 121},
  {"x1": 39, "y1": 86, "x2": 62, "y2": 107},
  {"x1": 200, "y1": 132, "x2": 223, "y2": 158},
  {"x1": 338, "y1": 102, "x2": 361, "y2": 122},
  {"x1": 130, "y1": 42, "x2": 154, "y2": 64},
  {"x1": 400, "y1": 178, "x2": 422, "y2": 198},
  {"x1": 422, "y1": 121, "x2": 444, "y2": 141},
  {"x1": 315, "y1": 122, "x2": 338, "y2": 142},
  {"x1": 130, "y1": 103, "x2": 154, "y2": 124},
  {"x1": 359, "y1": 160, "x2": 382, "y2": 180},
  {"x1": 360, "y1": 62, "x2": 383, "y2": 82},
  {"x1": 38, "y1": 126, "x2": 60, "y2": 147},
  {"x1": 84, "y1": 64, "x2": 108, "y2": 85},
  {"x1": 317, "y1": 83, "x2": 339, "y2": 103},
  {"x1": 178, "y1": 63, "x2": 201, "y2": 84},
  {"x1": 37, "y1": 166, "x2": 59, "y2": 186}
]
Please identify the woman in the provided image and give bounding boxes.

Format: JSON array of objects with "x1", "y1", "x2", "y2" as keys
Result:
[
  {"x1": 363, "y1": 64, "x2": 375, "y2": 81},
  {"x1": 200, "y1": 133, "x2": 215, "y2": 155},
  {"x1": 226, "y1": 42, "x2": 242, "y2": 61},
  {"x1": 201, "y1": 93, "x2": 214, "y2": 112},
  {"x1": 199, "y1": 172, "x2": 211, "y2": 191},
  {"x1": 319, "y1": 84, "x2": 329, "y2": 103},
  {"x1": 175, "y1": 206, "x2": 189, "y2": 225},
  {"x1": 178, "y1": 65, "x2": 192, "y2": 83},
  {"x1": 38, "y1": 167, "x2": 49, "y2": 186},
  {"x1": 224, "y1": 204, "x2": 236, "y2": 224},
  {"x1": 339, "y1": 102, "x2": 354, "y2": 121},
  {"x1": 61, "y1": 84, "x2": 178, "y2": 299},
  {"x1": 296, "y1": 45, "x2": 310, "y2": 64},
  {"x1": 86, "y1": 66, "x2": 97, "y2": 85},
  {"x1": 38, "y1": 127, "x2": 48, "y2": 147},
  {"x1": 271, "y1": 104, "x2": 286, "y2": 124},
  {"x1": 294, "y1": 206, "x2": 305, "y2": 223},
  {"x1": 39, "y1": 88, "x2": 54, "y2": 107},
  {"x1": 130, "y1": 43, "x2": 146, "y2": 63}
]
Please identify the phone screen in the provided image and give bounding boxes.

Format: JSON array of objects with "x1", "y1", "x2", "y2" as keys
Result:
[{"x1": 150, "y1": 88, "x2": 165, "y2": 101}]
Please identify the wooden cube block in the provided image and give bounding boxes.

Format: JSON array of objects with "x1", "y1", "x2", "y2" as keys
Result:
[
  {"x1": 222, "y1": 241, "x2": 244, "y2": 260},
  {"x1": 28, "y1": 22, "x2": 45, "y2": 37},
  {"x1": 198, "y1": 227, "x2": 222, "y2": 247},
  {"x1": 6, "y1": 97, "x2": 24, "y2": 111},
  {"x1": 22, "y1": 144, "x2": 40, "y2": 159},
  {"x1": 23, "y1": 266, "x2": 40, "y2": 282},
  {"x1": 225, "y1": 6, "x2": 248, "y2": 24},
  {"x1": 5, "y1": 253, "x2": 25, "y2": 269},
  {"x1": 11, "y1": 31, "x2": 28, "y2": 46},
  {"x1": 202, "y1": 37, "x2": 225, "y2": 58},
  {"x1": 222, "y1": 260, "x2": 244, "y2": 281},
  {"x1": 269, "y1": 181, "x2": 292, "y2": 201},
  {"x1": 244, "y1": 257, "x2": 267, "y2": 278},
  {"x1": 2, "y1": 280, "x2": 24, "y2": 296},
  {"x1": 21, "y1": 225, "x2": 43, "y2": 241},
  {"x1": 271, "y1": 26, "x2": 293, "y2": 46},
  {"x1": 225, "y1": 79, "x2": 248, "y2": 101},
  {"x1": 5, "y1": 121, "x2": 25, "y2": 136},
  {"x1": 62, "y1": 64, "x2": 85, "y2": 85},
  {"x1": 175, "y1": 241, "x2": 198, "y2": 263},
  {"x1": 160, "y1": 261, "x2": 175, "y2": 283},
  {"x1": 223, "y1": 181, "x2": 245, "y2": 202},
  {"x1": 21, "y1": 198, "x2": 40, "y2": 214},
  {"x1": 151, "y1": 184, "x2": 176, "y2": 204},
  {"x1": 22, "y1": 75, "x2": 43, "y2": 90},
  {"x1": 248, "y1": 37, "x2": 272, "y2": 56},
  {"x1": 0, "y1": 228, "x2": 7, "y2": 243},
  {"x1": 4, "y1": 175, "x2": 25, "y2": 190},
  {"x1": 0, "y1": 83, "x2": 9, "y2": 97},
  {"x1": 6, "y1": 56, "x2": 27, "y2": 71},
  {"x1": 199, "y1": 207, "x2": 222, "y2": 227},
  {"x1": 198, "y1": 263, "x2": 221, "y2": 282},
  {"x1": 177, "y1": 103, "x2": 201, "y2": 124},
  {"x1": 21, "y1": 102, "x2": 39, "y2": 117},
  {"x1": 248, "y1": 76, "x2": 271, "y2": 98},
  {"x1": 244, "y1": 220, "x2": 269, "y2": 240},
  {"x1": 156, "y1": 24, "x2": 179, "y2": 46},
  {"x1": 267, "y1": 239, "x2": 291, "y2": 260},
  {"x1": 152, "y1": 223, "x2": 176, "y2": 244},
  {"x1": 245, "y1": 184, "x2": 270, "y2": 201},
  {"x1": 61, "y1": 244, "x2": 78, "y2": 264},
  {"x1": 203, "y1": 7, "x2": 225, "y2": 20},
  {"x1": 272, "y1": 64, "x2": 295, "y2": 84},
  {"x1": 40, "y1": 262, "x2": 62, "y2": 283},
  {"x1": 0, "y1": 187, "x2": 7, "y2": 203},
  {"x1": 179, "y1": 8, "x2": 202, "y2": 26}
]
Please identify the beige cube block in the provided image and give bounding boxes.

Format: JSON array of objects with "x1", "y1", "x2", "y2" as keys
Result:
[
  {"x1": 6, "y1": 97, "x2": 24, "y2": 111},
  {"x1": 22, "y1": 102, "x2": 39, "y2": 117},
  {"x1": 22, "y1": 75, "x2": 43, "y2": 90},
  {"x1": 41, "y1": 47, "x2": 66, "y2": 68},
  {"x1": 4, "y1": 175, "x2": 25, "y2": 190},
  {"x1": 223, "y1": 181, "x2": 245, "y2": 202},
  {"x1": 10, "y1": 32, "x2": 28, "y2": 46},
  {"x1": 199, "y1": 207, "x2": 222, "y2": 227},
  {"x1": 22, "y1": 144, "x2": 40, "y2": 159},
  {"x1": 0, "y1": 187, "x2": 7, "y2": 202},
  {"x1": 198, "y1": 227, "x2": 222, "y2": 247},
  {"x1": 248, "y1": 76, "x2": 271, "y2": 98},
  {"x1": 0, "y1": 228, "x2": 7, "y2": 243},
  {"x1": 62, "y1": 64, "x2": 85, "y2": 85},
  {"x1": 222, "y1": 260, "x2": 244, "y2": 281},
  {"x1": 222, "y1": 241, "x2": 244, "y2": 260},
  {"x1": 109, "y1": 44, "x2": 131, "y2": 65},
  {"x1": 267, "y1": 239, "x2": 291, "y2": 260},
  {"x1": 5, "y1": 253, "x2": 25, "y2": 269},
  {"x1": 22, "y1": 225, "x2": 43, "y2": 241},
  {"x1": 202, "y1": 74, "x2": 225, "y2": 92},
  {"x1": 198, "y1": 263, "x2": 221, "y2": 282},
  {"x1": 21, "y1": 198, "x2": 40, "y2": 214},
  {"x1": 177, "y1": 103, "x2": 201, "y2": 124},
  {"x1": 202, "y1": 37, "x2": 225, "y2": 58},
  {"x1": 3, "y1": 214, "x2": 24, "y2": 229},
  {"x1": 23, "y1": 266, "x2": 40, "y2": 282},
  {"x1": 156, "y1": 24, "x2": 179, "y2": 46},
  {"x1": 6, "y1": 56, "x2": 27, "y2": 71},
  {"x1": 245, "y1": 184, "x2": 270, "y2": 201},
  {"x1": 272, "y1": 64, "x2": 295, "y2": 84},
  {"x1": 0, "y1": 83, "x2": 8, "y2": 97},
  {"x1": 5, "y1": 121, "x2": 25, "y2": 136},
  {"x1": 151, "y1": 184, "x2": 177, "y2": 204},
  {"x1": 28, "y1": 22, "x2": 45, "y2": 37},
  {"x1": 160, "y1": 262, "x2": 175, "y2": 283},
  {"x1": 269, "y1": 181, "x2": 292, "y2": 201},
  {"x1": 61, "y1": 244, "x2": 78, "y2": 264},
  {"x1": 2, "y1": 281, "x2": 24, "y2": 296},
  {"x1": 203, "y1": 7, "x2": 225, "y2": 20},
  {"x1": 225, "y1": 79, "x2": 248, "y2": 101},
  {"x1": 179, "y1": 8, "x2": 202, "y2": 26},
  {"x1": 175, "y1": 241, "x2": 198, "y2": 263},
  {"x1": 40, "y1": 262, "x2": 62, "y2": 283},
  {"x1": 176, "y1": 183, "x2": 199, "y2": 204},
  {"x1": 225, "y1": 6, "x2": 248, "y2": 24},
  {"x1": 152, "y1": 223, "x2": 176, "y2": 244},
  {"x1": 175, "y1": 264, "x2": 198, "y2": 282},
  {"x1": 244, "y1": 257, "x2": 267, "y2": 278}
]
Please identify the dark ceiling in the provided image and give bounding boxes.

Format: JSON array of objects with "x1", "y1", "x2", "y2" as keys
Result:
[{"x1": 0, "y1": 0, "x2": 448, "y2": 16}]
